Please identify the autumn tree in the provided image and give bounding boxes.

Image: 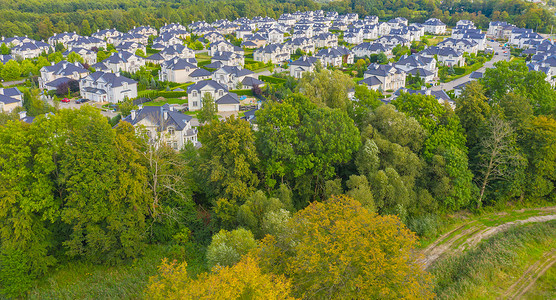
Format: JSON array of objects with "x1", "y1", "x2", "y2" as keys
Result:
[
  {"x1": 256, "y1": 195, "x2": 434, "y2": 299},
  {"x1": 297, "y1": 68, "x2": 354, "y2": 110},
  {"x1": 146, "y1": 256, "x2": 295, "y2": 300}
]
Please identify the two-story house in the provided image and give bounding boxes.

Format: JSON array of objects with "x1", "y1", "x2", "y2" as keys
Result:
[{"x1": 79, "y1": 71, "x2": 138, "y2": 103}]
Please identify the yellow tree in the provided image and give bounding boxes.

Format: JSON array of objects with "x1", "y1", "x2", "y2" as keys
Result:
[
  {"x1": 146, "y1": 256, "x2": 295, "y2": 300},
  {"x1": 256, "y1": 195, "x2": 434, "y2": 299}
]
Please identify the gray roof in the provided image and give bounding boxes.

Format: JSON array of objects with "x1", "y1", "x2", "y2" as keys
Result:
[
  {"x1": 216, "y1": 92, "x2": 240, "y2": 105},
  {"x1": 122, "y1": 105, "x2": 192, "y2": 131},
  {"x1": 187, "y1": 80, "x2": 228, "y2": 93}
]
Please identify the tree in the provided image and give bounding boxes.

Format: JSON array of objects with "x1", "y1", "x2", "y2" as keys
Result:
[
  {"x1": 256, "y1": 195, "x2": 434, "y2": 299},
  {"x1": 1, "y1": 60, "x2": 20, "y2": 81},
  {"x1": 349, "y1": 85, "x2": 382, "y2": 127},
  {"x1": 475, "y1": 115, "x2": 525, "y2": 206},
  {"x1": 455, "y1": 81, "x2": 491, "y2": 146},
  {"x1": 237, "y1": 190, "x2": 287, "y2": 238},
  {"x1": 523, "y1": 115, "x2": 556, "y2": 198},
  {"x1": 81, "y1": 19, "x2": 92, "y2": 36},
  {"x1": 146, "y1": 256, "x2": 294, "y2": 300},
  {"x1": 197, "y1": 93, "x2": 218, "y2": 124},
  {"x1": 135, "y1": 49, "x2": 146, "y2": 57},
  {"x1": 297, "y1": 68, "x2": 354, "y2": 111},
  {"x1": 206, "y1": 228, "x2": 257, "y2": 268},
  {"x1": 37, "y1": 17, "x2": 54, "y2": 41},
  {"x1": 377, "y1": 52, "x2": 388, "y2": 64},
  {"x1": 0, "y1": 43, "x2": 10, "y2": 55},
  {"x1": 118, "y1": 97, "x2": 137, "y2": 116},
  {"x1": 66, "y1": 52, "x2": 84, "y2": 63},
  {"x1": 197, "y1": 115, "x2": 260, "y2": 201}
]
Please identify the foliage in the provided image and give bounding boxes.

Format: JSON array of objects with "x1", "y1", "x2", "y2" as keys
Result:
[
  {"x1": 206, "y1": 228, "x2": 257, "y2": 268},
  {"x1": 256, "y1": 195, "x2": 434, "y2": 299},
  {"x1": 297, "y1": 68, "x2": 354, "y2": 110},
  {"x1": 197, "y1": 93, "x2": 218, "y2": 124},
  {"x1": 146, "y1": 256, "x2": 294, "y2": 300}
]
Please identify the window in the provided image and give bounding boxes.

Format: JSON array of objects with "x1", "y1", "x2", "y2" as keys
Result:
[
  {"x1": 219, "y1": 90, "x2": 224, "y2": 97},
  {"x1": 168, "y1": 127, "x2": 175, "y2": 135},
  {"x1": 173, "y1": 142, "x2": 178, "y2": 150},
  {"x1": 192, "y1": 91, "x2": 198, "y2": 97},
  {"x1": 193, "y1": 101, "x2": 198, "y2": 107}
]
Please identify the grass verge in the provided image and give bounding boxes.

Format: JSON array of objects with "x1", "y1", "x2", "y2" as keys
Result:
[{"x1": 431, "y1": 220, "x2": 556, "y2": 299}]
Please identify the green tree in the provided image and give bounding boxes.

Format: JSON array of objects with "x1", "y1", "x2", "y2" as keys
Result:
[
  {"x1": 455, "y1": 81, "x2": 491, "y2": 146},
  {"x1": 66, "y1": 52, "x2": 84, "y2": 63},
  {"x1": 297, "y1": 68, "x2": 354, "y2": 110},
  {"x1": 81, "y1": 19, "x2": 92, "y2": 36},
  {"x1": 0, "y1": 43, "x2": 10, "y2": 55},
  {"x1": 237, "y1": 190, "x2": 287, "y2": 238},
  {"x1": 206, "y1": 228, "x2": 257, "y2": 268},
  {"x1": 377, "y1": 52, "x2": 388, "y2": 64},
  {"x1": 197, "y1": 115, "x2": 260, "y2": 201},
  {"x1": 1, "y1": 60, "x2": 20, "y2": 81},
  {"x1": 197, "y1": 93, "x2": 218, "y2": 124}
]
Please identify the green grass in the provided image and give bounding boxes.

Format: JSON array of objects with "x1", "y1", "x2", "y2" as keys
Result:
[
  {"x1": 28, "y1": 243, "x2": 208, "y2": 299},
  {"x1": 431, "y1": 221, "x2": 556, "y2": 299},
  {"x1": 142, "y1": 98, "x2": 188, "y2": 106},
  {"x1": 522, "y1": 264, "x2": 556, "y2": 299}
]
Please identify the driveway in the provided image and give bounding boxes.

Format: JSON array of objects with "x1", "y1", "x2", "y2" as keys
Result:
[
  {"x1": 48, "y1": 98, "x2": 119, "y2": 118},
  {"x1": 431, "y1": 41, "x2": 510, "y2": 92}
]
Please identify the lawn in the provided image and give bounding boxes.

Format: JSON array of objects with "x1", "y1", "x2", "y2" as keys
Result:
[{"x1": 142, "y1": 98, "x2": 188, "y2": 106}]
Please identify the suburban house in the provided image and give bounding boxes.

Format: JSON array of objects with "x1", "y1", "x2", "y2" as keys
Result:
[
  {"x1": 352, "y1": 42, "x2": 393, "y2": 58},
  {"x1": 437, "y1": 38, "x2": 478, "y2": 54},
  {"x1": 39, "y1": 61, "x2": 89, "y2": 90},
  {"x1": 209, "y1": 40, "x2": 240, "y2": 56},
  {"x1": 212, "y1": 66, "x2": 255, "y2": 90},
  {"x1": 112, "y1": 33, "x2": 148, "y2": 47},
  {"x1": 254, "y1": 43, "x2": 290, "y2": 63},
  {"x1": 420, "y1": 46, "x2": 465, "y2": 67},
  {"x1": 159, "y1": 57, "x2": 198, "y2": 83},
  {"x1": 101, "y1": 51, "x2": 146, "y2": 73},
  {"x1": 63, "y1": 48, "x2": 97, "y2": 65},
  {"x1": 289, "y1": 56, "x2": 318, "y2": 78},
  {"x1": 186, "y1": 80, "x2": 229, "y2": 111},
  {"x1": 66, "y1": 36, "x2": 107, "y2": 51},
  {"x1": 48, "y1": 32, "x2": 80, "y2": 47},
  {"x1": 92, "y1": 28, "x2": 123, "y2": 44},
  {"x1": 189, "y1": 68, "x2": 213, "y2": 82},
  {"x1": 362, "y1": 63, "x2": 406, "y2": 91},
  {"x1": 375, "y1": 35, "x2": 410, "y2": 48},
  {"x1": 0, "y1": 87, "x2": 23, "y2": 113},
  {"x1": 159, "y1": 44, "x2": 196, "y2": 60},
  {"x1": 394, "y1": 54, "x2": 438, "y2": 78},
  {"x1": 11, "y1": 41, "x2": 50, "y2": 59},
  {"x1": 79, "y1": 71, "x2": 138, "y2": 103},
  {"x1": 115, "y1": 41, "x2": 147, "y2": 55},
  {"x1": 313, "y1": 33, "x2": 338, "y2": 48},
  {"x1": 284, "y1": 37, "x2": 316, "y2": 54},
  {"x1": 128, "y1": 26, "x2": 158, "y2": 38},
  {"x1": 315, "y1": 47, "x2": 354, "y2": 67},
  {"x1": 212, "y1": 51, "x2": 245, "y2": 67},
  {"x1": 152, "y1": 34, "x2": 183, "y2": 48},
  {"x1": 215, "y1": 92, "x2": 241, "y2": 112},
  {"x1": 423, "y1": 18, "x2": 447, "y2": 34},
  {"x1": 122, "y1": 104, "x2": 198, "y2": 150},
  {"x1": 236, "y1": 25, "x2": 253, "y2": 39}
]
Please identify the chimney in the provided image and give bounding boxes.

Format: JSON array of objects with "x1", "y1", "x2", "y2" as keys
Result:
[
  {"x1": 115, "y1": 72, "x2": 120, "y2": 77},
  {"x1": 163, "y1": 111, "x2": 168, "y2": 120},
  {"x1": 0, "y1": 88, "x2": 3, "y2": 95},
  {"x1": 138, "y1": 104, "x2": 143, "y2": 110},
  {"x1": 51, "y1": 62, "x2": 55, "y2": 66},
  {"x1": 131, "y1": 110, "x2": 136, "y2": 120},
  {"x1": 425, "y1": 89, "x2": 431, "y2": 95},
  {"x1": 18, "y1": 111, "x2": 26, "y2": 120}
]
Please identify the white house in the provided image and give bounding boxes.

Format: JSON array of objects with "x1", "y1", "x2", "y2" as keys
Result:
[
  {"x1": 212, "y1": 66, "x2": 255, "y2": 90},
  {"x1": 122, "y1": 104, "x2": 198, "y2": 150},
  {"x1": 254, "y1": 43, "x2": 290, "y2": 63},
  {"x1": 363, "y1": 63, "x2": 406, "y2": 91},
  {"x1": 289, "y1": 56, "x2": 318, "y2": 78},
  {"x1": 0, "y1": 88, "x2": 23, "y2": 113},
  {"x1": 315, "y1": 46, "x2": 354, "y2": 67},
  {"x1": 101, "y1": 51, "x2": 146, "y2": 73},
  {"x1": 159, "y1": 57, "x2": 198, "y2": 83},
  {"x1": 186, "y1": 80, "x2": 228, "y2": 111},
  {"x1": 423, "y1": 18, "x2": 447, "y2": 35},
  {"x1": 39, "y1": 61, "x2": 90, "y2": 90},
  {"x1": 79, "y1": 71, "x2": 138, "y2": 103}
]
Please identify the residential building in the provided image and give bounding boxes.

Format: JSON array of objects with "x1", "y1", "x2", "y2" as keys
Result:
[{"x1": 79, "y1": 71, "x2": 138, "y2": 103}]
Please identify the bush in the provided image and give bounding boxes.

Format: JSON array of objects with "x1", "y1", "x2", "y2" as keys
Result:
[
  {"x1": 0, "y1": 248, "x2": 33, "y2": 298},
  {"x1": 407, "y1": 214, "x2": 439, "y2": 238},
  {"x1": 206, "y1": 228, "x2": 257, "y2": 268},
  {"x1": 454, "y1": 67, "x2": 466, "y2": 75},
  {"x1": 259, "y1": 75, "x2": 286, "y2": 84},
  {"x1": 230, "y1": 89, "x2": 253, "y2": 96}
]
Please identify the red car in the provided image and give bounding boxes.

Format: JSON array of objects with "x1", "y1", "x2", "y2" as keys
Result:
[{"x1": 61, "y1": 98, "x2": 70, "y2": 103}]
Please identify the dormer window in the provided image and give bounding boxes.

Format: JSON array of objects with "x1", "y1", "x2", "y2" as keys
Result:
[
  {"x1": 192, "y1": 91, "x2": 198, "y2": 97},
  {"x1": 168, "y1": 127, "x2": 175, "y2": 135},
  {"x1": 219, "y1": 90, "x2": 224, "y2": 97}
]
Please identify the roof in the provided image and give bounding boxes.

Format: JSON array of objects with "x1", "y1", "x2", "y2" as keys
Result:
[
  {"x1": 290, "y1": 56, "x2": 318, "y2": 67},
  {"x1": 359, "y1": 76, "x2": 382, "y2": 86},
  {"x1": 0, "y1": 94, "x2": 20, "y2": 105},
  {"x1": 187, "y1": 80, "x2": 228, "y2": 93},
  {"x1": 216, "y1": 92, "x2": 240, "y2": 105},
  {"x1": 122, "y1": 105, "x2": 192, "y2": 131},
  {"x1": 190, "y1": 68, "x2": 213, "y2": 77},
  {"x1": 241, "y1": 76, "x2": 265, "y2": 86},
  {"x1": 45, "y1": 77, "x2": 72, "y2": 87}
]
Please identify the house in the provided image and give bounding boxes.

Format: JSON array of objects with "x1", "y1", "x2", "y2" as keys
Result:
[
  {"x1": 289, "y1": 56, "x2": 318, "y2": 78},
  {"x1": 48, "y1": 32, "x2": 80, "y2": 47},
  {"x1": 487, "y1": 21, "x2": 511, "y2": 38},
  {"x1": 189, "y1": 68, "x2": 213, "y2": 82},
  {"x1": 406, "y1": 68, "x2": 435, "y2": 83},
  {"x1": 313, "y1": 33, "x2": 338, "y2": 48},
  {"x1": 128, "y1": 26, "x2": 158, "y2": 37},
  {"x1": 361, "y1": 24, "x2": 379, "y2": 40},
  {"x1": 389, "y1": 27, "x2": 411, "y2": 41},
  {"x1": 394, "y1": 54, "x2": 438, "y2": 78},
  {"x1": 0, "y1": 93, "x2": 22, "y2": 113},
  {"x1": 462, "y1": 33, "x2": 487, "y2": 51},
  {"x1": 241, "y1": 76, "x2": 265, "y2": 89},
  {"x1": 92, "y1": 28, "x2": 123, "y2": 44},
  {"x1": 212, "y1": 51, "x2": 245, "y2": 67},
  {"x1": 363, "y1": 63, "x2": 406, "y2": 91},
  {"x1": 159, "y1": 44, "x2": 196, "y2": 60},
  {"x1": 388, "y1": 17, "x2": 408, "y2": 29},
  {"x1": 423, "y1": 18, "x2": 447, "y2": 35},
  {"x1": 215, "y1": 92, "x2": 241, "y2": 112},
  {"x1": 66, "y1": 36, "x2": 106, "y2": 51},
  {"x1": 315, "y1": 46, "x2": 354, "y2": 67},
  {"x1": 437, "y1": 38, "x2": 478, "y2": 54},
  {"x1": 352, "y1": 42, "x2": 393, "y2": 58},
  {"x1": 0, "y1": 55, "x2": 13, "y2": 64},
  {"x1": 113, "y1": 33, "x2": 148, "y2": 46},
  {"x1": 203, "y1": 31, "x2": 226, "y2": 43},
  {"x1": 79, "y1": 71, "x2": 138, "y2": 103},
  {"x1": 159, "y1": 57, "x2": 198, "y2": 83},
  {"x1": 284, "y1": 37, "x2": 315, "y2": 54},
  {"x1": 242, "y1": 33, "x2": 268, "y2": 48},
  {"x1": 209, "y1": 40, "x2": 241, "y2": 56},
  {"x1": 160, "y1": 23, "x2": 188, "y2": 34},
  {"x1": 420, "y1": 46, "x2": 465, "y2": 67},
  {"x1": 11, "y1": 41, "x2": 50, "y2": 59},
  {"x1": 1, "y1": 36, "x2": 34, "y2": 48},
  {"x1": 456, "y1": 20, "x2": 475, "y2": 28},
  {"x1": 115, "y1": 42, "x2": 147, "y2": 55},
  {"x1": 39, "y1": 61, "x2": 90, "y2": 90},
  {"x1": 212, "y1": 66, "x2": 254, "y2": 90},
  {"x1": 63, "y1": 47, "x2": 97, "y2": 65},
  {"x1": 375, "y1": 35, "x2": 410, "y2": 48},
  {"x1": 358, "y1": 76, "x2": 383, "y2": 91},
  {"x1": 101, "y1": 51, "x2": 145, "y2": 73},
  {"x1": 152, "y1": 34, "x2": 183, "y2": 48},
  {"x1": 123, "y1": 104, "x2": 198, "y2": 150},
  {"x1": 236, "y1": 25, "x2": 253, "y2": 39},
  {"x1": 253, "y1": 44, "x2": 290, "y2": 63},
  {"x1": 186, "y1": 80, "x2": 228, "y2": 111},
  {"x1": 146, "y1": 53, "x2": 166, "y2": 65}
]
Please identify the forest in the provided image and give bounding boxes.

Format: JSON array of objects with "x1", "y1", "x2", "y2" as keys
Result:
[
  {"x1": 0, "y1": 0, "x2": 553, "y2": 40},
  {"x1": 1, "y1": 59, "x2": 555, "y2": 298}
]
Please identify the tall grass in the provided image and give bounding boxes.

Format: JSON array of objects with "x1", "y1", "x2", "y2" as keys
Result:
[
  {"x1": 432, "y1": 221, "x2": 556, "y2": 299},
  {"x1": 27, "y1": 243, "x2": 207, "y2": 300}
]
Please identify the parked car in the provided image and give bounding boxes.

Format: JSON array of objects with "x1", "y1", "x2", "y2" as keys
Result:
[
  {"x1": 61, "y1": 98, "x2": 70, "y2": 103},
  {"x1": 76, "y1": 98, "x2": 89, "y2": 104}
]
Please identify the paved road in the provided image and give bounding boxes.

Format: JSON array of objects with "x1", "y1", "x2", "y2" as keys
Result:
[
  {"x1": 431, "y1": 41, "x2": 510, "y2": 92},
  {"x1": 47, "y1": 97, "x2": 119, "y2": 118}
]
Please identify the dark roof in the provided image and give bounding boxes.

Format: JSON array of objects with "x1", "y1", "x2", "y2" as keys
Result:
[
  {"x1": 359, "y1": 76, "x2": 382, "y2": 86},
  {"x1": 190, "y1": 68, "x2": 212, "y2": 77},
  {"x1": 122, "y1": 105, "x2": 192, "y2": 131},
  {"x1": 216, "y1": 92, "x2": 240, "y2": 105},
  {"x1": 241, "y1": 76, "x2": 265, "y2": 86},
  {"x1": 187, "y1": 80, "x2": 228, "y2": 93}
]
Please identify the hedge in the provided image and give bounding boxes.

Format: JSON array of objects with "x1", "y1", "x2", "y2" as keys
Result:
[
  {"x1": 140, "y1": 90, "x2": 189, "y2": 99},
  {"x1": 259, "y1": 75, "x2": 286, "y2": 84},
  {"x1": 230, "y1": 89, "x2": 254, "y2": 96},
  {"x1": 454, "y1": 67, "x2": 466, "y2": 75}
]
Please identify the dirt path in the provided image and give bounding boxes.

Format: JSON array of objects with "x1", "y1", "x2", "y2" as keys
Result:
[
  {"x1": 502, "y1": 249, "x2": 556, "y2": 299},
  {"x1": 420, "y1": 208, "x2": 556, "y2": 270}
]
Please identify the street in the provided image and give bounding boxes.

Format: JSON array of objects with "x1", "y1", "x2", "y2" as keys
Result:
[{"x1": 431, "y1": 41, "x2": 510, "y2": 91}]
